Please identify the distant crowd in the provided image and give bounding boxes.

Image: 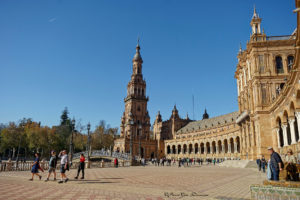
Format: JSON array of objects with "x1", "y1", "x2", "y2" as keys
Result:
[{"x1": 142, "y1": 157, "x2": 228, "y2": 167}]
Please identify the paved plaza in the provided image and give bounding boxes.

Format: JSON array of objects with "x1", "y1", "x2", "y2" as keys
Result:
[{"x1": 0, "y1": 165, "x2": 265, "y2": 200}]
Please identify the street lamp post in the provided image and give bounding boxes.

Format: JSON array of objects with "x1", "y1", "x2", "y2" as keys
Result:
[
  {"x1": 70, "y1": 119, "x2": 75, "y2": 164},
  {"x1": 87, "y1": 122, "x2": 91, "y2": 168}
]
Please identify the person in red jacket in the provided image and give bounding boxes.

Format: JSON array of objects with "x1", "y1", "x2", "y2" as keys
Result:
[
  {"x1": 114, "y1": 158, "x2": 118, "y2": 168},
  {"x1": 75, "y1": 154, "x2": 85, "y2": 179}
]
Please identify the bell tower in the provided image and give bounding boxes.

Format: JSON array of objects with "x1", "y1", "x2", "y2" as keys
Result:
[
  {"x1": 120, "y1": 40, "x2": 151, "y2": 142},
  {"x1": 250, "y1": 6, "x2": 266, "y2": 42}
]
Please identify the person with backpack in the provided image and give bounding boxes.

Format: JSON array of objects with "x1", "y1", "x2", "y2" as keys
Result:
[
  {"x1": 45, "y1": 150, "x2": 57, "y2": 182},
  {"x1": 29, "y1": 153, "x2": 42, "y2": 181},
  {"x1": 75, "y1": 154, "x2": 85, "y2": 179},
  {"x1": 268, "y1": 147, "x2": 284, "y2": 181},
  {"x1": 58, "y1": 150, "x2": 69, "y2": 183}
]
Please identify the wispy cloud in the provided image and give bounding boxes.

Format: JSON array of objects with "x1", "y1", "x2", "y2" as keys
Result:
[{"x1": 48, "y1": 18, "x2": 57, "y2": 23}]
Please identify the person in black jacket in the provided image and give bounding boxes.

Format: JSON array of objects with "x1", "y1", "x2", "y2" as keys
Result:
[
  {"x1": 256, "y1": 158, "x2": 262, "y2": 171},
  {"x1": 268, "y1": 147, "x2": 284, "y2": 181}
]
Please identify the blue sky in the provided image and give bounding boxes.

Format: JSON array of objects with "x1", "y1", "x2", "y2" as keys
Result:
[{"x1": 0, "y1": 0, "x2": 296, "y2": 133}]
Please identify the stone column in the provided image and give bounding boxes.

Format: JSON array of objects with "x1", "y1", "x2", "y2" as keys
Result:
[
  {"x1": 295, "y1": 112, "x2": 300, "y2": 142},
  {"x1": 282, "y1": 124, "x2": 288, "y2": 147},
  {"x1": 283, "y1": 55, "x2": 288, "y2": 74},
  {"x1": 275, "y1": 128, "x2": 281, "y2": 148},
  {"x1": 289, "y1": 119, "x2": 297, "y2": 144},
  {"x1": 234, "y1": 142, "x2": 238, "y2": 153},
  {"x1": 204, "y1": 145, "x2": 207, "y2": 154},
  {"x1": 228, "y1": 143, "x2": 232, "y2": 154},
  {"x1": 216, "y1": 145, "x2": 219, "y2": 154},
  {"x1": 222, "y1": 143, "x2": 225, "y2": 153}
]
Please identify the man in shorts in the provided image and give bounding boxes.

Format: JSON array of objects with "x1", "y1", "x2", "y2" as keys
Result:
[
  {"x1": 45, "y1": 150, "x2": 57, "y2": 182},
  {"x1": 58, "y1": 150, "x2": 69, "y2": 183}
]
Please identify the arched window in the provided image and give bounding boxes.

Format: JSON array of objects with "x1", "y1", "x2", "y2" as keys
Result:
[
  {"x1": 167, "y1": 146, "x2": 171, "y2": 154},
  {"x1": 288, "y1": 56, "x2": 294, "y2": 72},
  {"x1": 276, "y1": 56, "x2": 284, "y2": 74},
  {"x1": 137, "y1": 67, "x2": 141, "y2": 74},
  {"x1": 295, "y1": 115, "x2": 299, "y2": 142},
  {"x1": 278, "y1": 119, "x2": 284, "y2": 147}
]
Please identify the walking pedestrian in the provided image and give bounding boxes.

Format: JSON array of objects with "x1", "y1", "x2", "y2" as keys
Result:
[
  {"x1": 75, "y1": 154, "x2": 85, "y2": 179},
  {"x1": 141, "y1": 158, "x2": 145, "y2": 167},
  {"x1": 58, "y1": 150, "x2": 69, "y2": 183},
  {"x1": 29, "y1": 153, "x2": 42, "y2": 181},
  {"x1": 45, "y1": 151, "x2": 57, "y2": 182},
  {"x1": 268, "y1": 147, "x2": 283, "y2": 181},
  {"x1": 256, "y1": 157, "x2": 262, "y2": 171},
  {"x1": 114, "y1": 157, "x2": 119, "y2": 168},
  {"x1": 261, "y1": 155, "x2": 266, "y2": 173}
]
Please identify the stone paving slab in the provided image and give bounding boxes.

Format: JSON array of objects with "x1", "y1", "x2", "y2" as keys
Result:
[{"x1": 0, "y1": 165, "x2": 266, "y2": 200}]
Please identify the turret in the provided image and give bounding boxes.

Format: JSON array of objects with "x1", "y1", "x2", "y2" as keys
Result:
[{"x1": 202, "y1": 109, "x2": 209, "y2": 120}]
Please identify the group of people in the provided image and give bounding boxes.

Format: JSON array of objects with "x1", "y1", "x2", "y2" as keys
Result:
[
  {"x1": 30, "y1": 150, "x2": 86, "y2": 183},
  {"x1": 148, "y1": 157, "x2": 225, "y2": 167},
  {"x1": 262, "y1": 147, "x2": 299, "y2": 181}
]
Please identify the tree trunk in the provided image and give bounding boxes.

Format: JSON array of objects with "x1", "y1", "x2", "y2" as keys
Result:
[{"x1": 12, "y1": 147, "x2": 16, "y2": 159}]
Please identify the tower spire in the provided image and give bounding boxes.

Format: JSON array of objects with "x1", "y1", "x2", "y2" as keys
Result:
[
  {"x1": 252, "y1": 4, "x2": 258, "y2": 19},
  {"x1": 202, "y1": 108, "x2": 209, "y2": 120},
  {"x1": 133, "y1": 38, "x2": 143, "y2": 63},
  {"x1": 239, "y1": 43, "x2": 242, "y2": 53},
  {"x1": 250, "y1": 5, "x2": 262, "y2": 36}
]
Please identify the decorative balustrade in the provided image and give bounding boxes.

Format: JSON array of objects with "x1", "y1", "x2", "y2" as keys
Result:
[
  {"x1": 0, "y1": 159, "x2": 131, "y2": 172},
  {"x1": 73, "y1": 149, "x2": 131, "y2": 160},
  {"x1": 266, "y1": 35, "x2": 296, "y2": 41}
]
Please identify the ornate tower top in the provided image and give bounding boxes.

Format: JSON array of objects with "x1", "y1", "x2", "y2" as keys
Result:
[
  {"x1": 133, "y1": 39, "x2": 143, "y2": 63},
  {"x1": 250, "y1": 5, "x2": 262, "y2": 35},
  {"x1": 171, "y1": 105, "x2": 179, "y2": 119},
  {"x1": 252, "y1": 5, "x2": 258, "y2": 19},
  {"x1": 250, "y1": 6, "x2": 266, "y2": 42},
  {"x1": 155, "y1": 111, "x2": 162, "y2": 123},
  {"x1": 202, "y1": 109, "x2": 209, "y2": 120},
  {"x1": 239, "y1": 43, "x2": 242, "y2": 54}
]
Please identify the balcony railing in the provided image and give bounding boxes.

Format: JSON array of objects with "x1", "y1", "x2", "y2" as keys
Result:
[{"x1": 266, "y1": 35, "x2": 296, "y2": 41}]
